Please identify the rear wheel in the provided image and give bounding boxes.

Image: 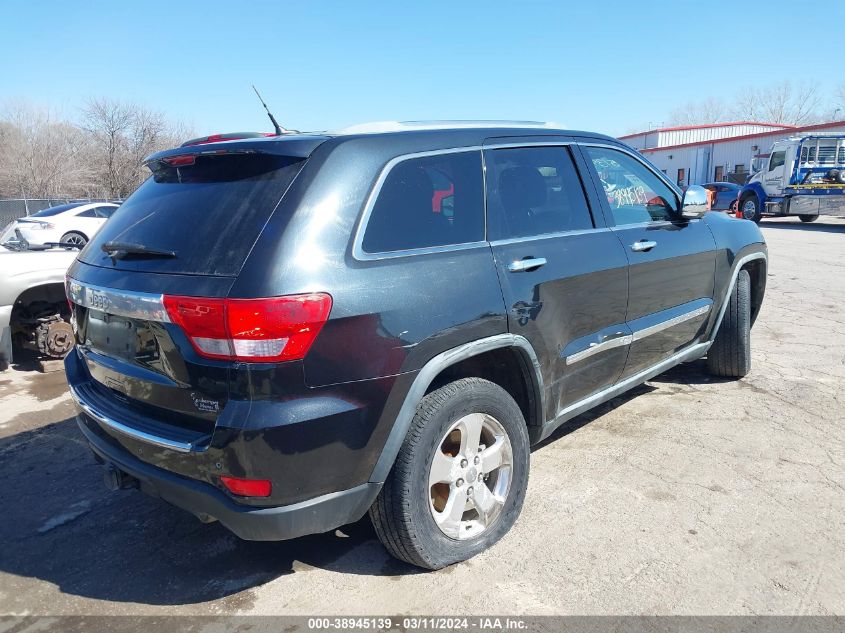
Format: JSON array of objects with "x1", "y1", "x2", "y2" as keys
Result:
[
  {"x1": 707, "y1": 269, "x2": 751, "y2": 378},
  {"x1": 369, "y1": 377, "x2": 529, "y2": 570},
  {"x1": 799, "y1": 214, "x2": 819, "y2": 223},
  {"x1": 740, "y1": 195, "x2": 761, "y2": 223},
  {"x1": 60, "y1": 231, "x2": 88, "y2": 246}
]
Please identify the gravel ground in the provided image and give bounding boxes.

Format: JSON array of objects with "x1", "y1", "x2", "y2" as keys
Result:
[{"x1": 0, "y1": 217, "x2": 843, "y2": 616}]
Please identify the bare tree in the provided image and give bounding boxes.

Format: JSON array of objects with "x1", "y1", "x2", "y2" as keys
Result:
[
  {"x1": 732, "y1": 81, "x2": 823, "y2": 126},
  {"x1": 81, "y1": 98, "x2": 186, "y2": 198},
  {"x1": 669, "y1": 97, "x2": 728, "y2": 126},
  {"x1": 0, "y1": 100, "x2": 93, "y2": 199}
]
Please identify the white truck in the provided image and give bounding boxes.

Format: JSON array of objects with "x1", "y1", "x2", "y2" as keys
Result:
[{"x1": 738, "y1": 135, "x2": 845, "y2": 223}]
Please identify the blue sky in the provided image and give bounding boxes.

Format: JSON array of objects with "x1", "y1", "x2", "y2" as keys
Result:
[{"x1": 2, "y1": 1, "x2": 843, "y2": 137}]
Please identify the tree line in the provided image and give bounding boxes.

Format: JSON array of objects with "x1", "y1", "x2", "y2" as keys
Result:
[
  {"x1": 0, "y1": 98, "x2": 191, "y2": 200},
  {"x1": 631, "y1": 81, "x2": 845, "y2": 132}
]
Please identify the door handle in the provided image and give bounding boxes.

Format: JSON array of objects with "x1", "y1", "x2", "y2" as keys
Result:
[
  {"x1": 508, "y1": 257, "x2": 547, "y2": 272},
  {"x1": 630, "y1": 240, "x2": 657, "y2": 252}
]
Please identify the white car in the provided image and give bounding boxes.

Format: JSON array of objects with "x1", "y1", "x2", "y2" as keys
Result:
[{"x1": 1, "y1": 202, "x2": 120, "y2": 247}]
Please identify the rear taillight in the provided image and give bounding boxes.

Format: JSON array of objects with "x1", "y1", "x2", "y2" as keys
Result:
[{"x1": 163, "y1": 293, "x2": 332, "y2": 362}]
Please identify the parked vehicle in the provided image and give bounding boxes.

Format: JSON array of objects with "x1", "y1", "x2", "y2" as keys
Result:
[
  {"x1": 1, "y1": 242, "x2": 78, "y2": 369},
  {"x1": 739, "y1": 135, "x2": 845, "y2": 223},
  {"x1": 702, "y1": 182, "x2": 741, "y2": 212},
  {"x1": 2, "y1": 202, "x2": 120, "y2": 247},
  {"x1": 64, "y1": 122, "x2": 767, "y2": 569}
]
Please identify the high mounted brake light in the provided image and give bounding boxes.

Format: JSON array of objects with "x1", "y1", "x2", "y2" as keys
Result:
[{"x1": 163, "y1": 293, "x2": 332, "y2": 362}]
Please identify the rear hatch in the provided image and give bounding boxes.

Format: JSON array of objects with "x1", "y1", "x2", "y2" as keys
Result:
[{"x1": 68, "y1": 144, "x2": 316, "y2": 446}]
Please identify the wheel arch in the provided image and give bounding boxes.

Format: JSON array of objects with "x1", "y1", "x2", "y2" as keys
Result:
[
  {"x1": 60, "y1": 230, "x2": 89, "y2": 242},
  {"x1": 707, "y1": 251, "x2": 767, "y2": 346},
  {"x1": 368, "y1": 334, "x2": 544, "y2": 483}
]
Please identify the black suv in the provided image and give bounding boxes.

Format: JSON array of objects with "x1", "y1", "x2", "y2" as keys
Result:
[{"x1": 65, "y1": 122, "x2": 767, "y2": 569}]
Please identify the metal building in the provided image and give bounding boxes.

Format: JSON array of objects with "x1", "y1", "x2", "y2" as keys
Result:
[{"x1": 620, "y1": 121, "x2": 845, "y2": 186}]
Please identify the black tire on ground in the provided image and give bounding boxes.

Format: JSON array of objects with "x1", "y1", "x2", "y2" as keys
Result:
[
  {"x1": 707, "y1": 269, "x2": 751, "y2": 378},
  {"x1": 60, "y1": 231, "x2": 88, "y2": 246},
  {"x1": 799, "y1": 215, "x2": 819, "y2": 223},
  {"x1": 369, "y1": 377, "x2": 530, "y2": 570},
  {"x1": 739, "y1": 194, "x2": 762, "y2": 223}
]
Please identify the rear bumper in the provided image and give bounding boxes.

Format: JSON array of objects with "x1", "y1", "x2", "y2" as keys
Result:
[{"x1": 77, "y1": 416, "x2": 381, "y2": 541}]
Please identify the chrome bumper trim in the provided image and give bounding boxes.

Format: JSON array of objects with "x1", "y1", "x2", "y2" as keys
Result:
[{"x1": 69, "y1": 383, "x2": 193, "y2": 453}]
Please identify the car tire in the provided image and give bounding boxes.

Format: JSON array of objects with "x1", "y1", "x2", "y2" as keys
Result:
[
  {"x1": 798, "y1": 215, "x2": 819, "y2": 223},
  {"x1": 739, "y1": 194, "x2": 761, "y2": 223},
  {"x1": 707, "y1": 269, "x2": 751, "y2": 378},
  {"x1": 369, "y1": 377, "x2": 530, "y2": 570},
  {"x1": 61, "y1": 231, "x2": 88, "y2": 246}
]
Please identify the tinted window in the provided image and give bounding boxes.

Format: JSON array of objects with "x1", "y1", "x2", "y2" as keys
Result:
[
  {"x1": 31, "y1": 203, "x2": 82, "y2": 217},
  {"x1": 362, "y1": 151, "x2": 483, "y2": 253},
  {"x1": 76, "y1": 208, "x2": 97, "y2": 217},
  {"x1": 80, "y1": 154, "x2": 305, "y2": 276},
  {"x1": 585, "y1": 146, "x2": 677, "y2": 225},
  {"x1": 485, "y1": 146, "x2": 593, "y2": 240},
  {"x1": 769, "y1": 151, "x2": 785, "y2": 171},
  {"x1": 94, "y1": 205, "x2": 117, "y2": 218}
]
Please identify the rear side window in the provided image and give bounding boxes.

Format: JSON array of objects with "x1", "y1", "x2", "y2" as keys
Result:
[
  {"x1": 485, "y1": 146, "x2": 593, "y2": 240},
  {"x1": 80, "y1": 153, "x2": 305, "y2": 276},
  {"x1": 361, "y1": 151, "x2": 484, "y2": 254}
]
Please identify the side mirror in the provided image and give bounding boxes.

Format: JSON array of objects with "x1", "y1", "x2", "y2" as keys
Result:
[{"x1": 681, "y1": 185, "x2": 708, "y2": 219}]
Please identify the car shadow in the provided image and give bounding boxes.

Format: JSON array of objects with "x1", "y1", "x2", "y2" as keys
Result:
[
  {"x1": 761, "y1": 218, "x2": 845, "y2": 233},
  {"x1": 0, "y1": 358, "x2": 723, "y2": 607},
  {"x1": 0, "y1": 416, "x2": 420, "y2": 608}
]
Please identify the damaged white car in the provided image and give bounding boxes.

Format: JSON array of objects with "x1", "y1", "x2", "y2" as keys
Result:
[{"x1": 0, "y1": 241, "x2": 78, "y2": 369}]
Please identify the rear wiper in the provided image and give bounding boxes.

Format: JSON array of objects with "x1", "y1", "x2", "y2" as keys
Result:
[{"x1": 101, "y1": 241, "x2": 176, "y2": 259}]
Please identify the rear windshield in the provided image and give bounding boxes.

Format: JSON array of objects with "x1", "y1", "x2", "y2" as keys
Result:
[
  {"x1": 32, "y1": 203, "x2": 82, "y2": 217},
  {"x1": 80, "y1": 153, "x2": 305, "y2": 276}
]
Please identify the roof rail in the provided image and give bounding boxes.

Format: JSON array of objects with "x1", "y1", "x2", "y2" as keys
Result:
[{"x1": 331, "y1": 120, "x2": 564, "y2": 135}]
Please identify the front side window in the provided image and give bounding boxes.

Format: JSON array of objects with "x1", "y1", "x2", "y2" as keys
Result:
[
  {"x1": 362, "y1": 151, "x2": 484, "y2": 254},
  {"x1": 585, "y1": 146, "x2": 677, "y2": 226},
  {"x1": 769, "y1": 151, "x2": 786, "y2": 171},
  {"x1": 484, "y1": 146, "x2": 593, "y2": 240}
]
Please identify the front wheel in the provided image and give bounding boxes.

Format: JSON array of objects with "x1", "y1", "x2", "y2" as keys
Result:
[
  {"x1": 740, "y1": 195, "x2": 761, "y2": 223},
  {"x1": 707, "y1": 269, "x2": 751, "y2": 378},
  {"x1": 799, "y1": 214, "x2": 819, "y2": 223},
  {"x1": 370, "y1": 377, "x2": 530, "y2": 570}
]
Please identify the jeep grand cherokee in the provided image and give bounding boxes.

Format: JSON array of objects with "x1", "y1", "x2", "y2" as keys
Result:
[{"x1": 65, "y1": 121, "x2": 767, "y2": 569}]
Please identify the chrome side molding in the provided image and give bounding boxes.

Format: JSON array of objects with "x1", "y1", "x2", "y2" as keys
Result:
[
  {"x1": 566, "y1": 334, "x2": 633, "y2": 365},
  {"x1": 631, "y1": 304, "x2": 711, "y2": 342}
]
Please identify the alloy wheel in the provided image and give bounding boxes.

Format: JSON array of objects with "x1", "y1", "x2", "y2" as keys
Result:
[{"x1": 428, "y1": 412, "x2": 513, "y2": 540}]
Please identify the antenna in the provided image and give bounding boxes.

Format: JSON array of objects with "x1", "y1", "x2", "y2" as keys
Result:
[{"x1": 252, "y1": 85, "x2": 285, "y2": 135}]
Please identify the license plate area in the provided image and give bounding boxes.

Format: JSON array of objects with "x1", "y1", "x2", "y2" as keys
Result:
[{"x1": 86, "y1": 310, "x2": 160, "y2": 364}]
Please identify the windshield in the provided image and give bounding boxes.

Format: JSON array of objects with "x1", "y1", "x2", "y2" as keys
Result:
[{"x1": 79, "y1": 153, "x2": 306, "y2": 276}]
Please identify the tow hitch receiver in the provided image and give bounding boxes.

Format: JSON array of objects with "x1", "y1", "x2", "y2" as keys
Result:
[{"x1": 103, "y1": 463, "x2": 137, "y2": 491}]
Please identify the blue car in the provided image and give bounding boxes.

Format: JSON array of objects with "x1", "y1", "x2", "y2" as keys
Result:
[{"x1": 703, "y1": 182, "x2": 741, "y2": 212}]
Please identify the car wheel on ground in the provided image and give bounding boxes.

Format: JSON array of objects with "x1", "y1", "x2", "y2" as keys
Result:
[
  {"x1": 369, "y1": 377, "x2": 530, "y2": 570},
  {"x1": 740, "y1": 194, "x2": 761, "y2": 223},
  {"x1": 798, "y1": 215, "x2": 818, "y2": 223},
  {"x1": 61, "y1": 231, "x2": 88, "y2": 246},
  {"x1": 707, "y1": 269, "x2": 751, "y2": 378}
]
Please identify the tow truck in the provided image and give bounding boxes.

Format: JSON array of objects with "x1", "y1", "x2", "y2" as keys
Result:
[{"x1": 738, "y1": 135, "x2": 845, "y2": 223}]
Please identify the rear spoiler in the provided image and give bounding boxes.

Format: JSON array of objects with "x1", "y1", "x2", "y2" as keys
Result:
[{"x1": 144, "y1": 135, "x2": 330, "y2": 166}]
